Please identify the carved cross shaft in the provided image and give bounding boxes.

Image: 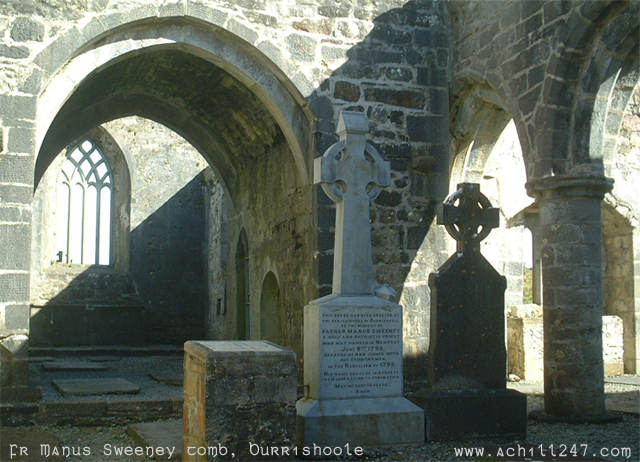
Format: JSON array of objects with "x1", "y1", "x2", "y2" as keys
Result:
[
  {"x1": 438, "y1": 183, "x2": 499, "y2": 254},
  {"x1": 314, "y1": 111, "x2": 390, "y2": 295}
]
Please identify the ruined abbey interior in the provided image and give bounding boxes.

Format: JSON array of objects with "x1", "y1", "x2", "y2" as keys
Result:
[{"x1": 0, "y1": 0, "x2": 639, "y2": 433}]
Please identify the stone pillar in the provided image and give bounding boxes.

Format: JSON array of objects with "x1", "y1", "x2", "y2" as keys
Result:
[
  {"x1": 526, "y1": 175, "x2": 616, "y2": 421},
  {"x1": 0, "y1": 95, "x2": 40, "y2": 405}
]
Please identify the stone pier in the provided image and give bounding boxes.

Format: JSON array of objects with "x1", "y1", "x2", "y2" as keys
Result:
[{"x1": 527, "y1": 175, "x2": 618, "y2": 422}]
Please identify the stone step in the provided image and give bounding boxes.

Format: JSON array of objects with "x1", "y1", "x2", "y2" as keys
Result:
[
  {"x1": 52, "y1": 378, "x2": 140, "y2": 396},
  {"x1": 86, "y1": 356, "x2": 122, "y2": 362},
  {"x1": 31, "y1": 345, "x2": 183, "y2": 357},
  {"x1": 149, "y1": 373, "x2": 183, "y2": 386},
  {"x1": 42, "y1": 361, "x2": 108, "y2": 371},
  {"x1": 38, "y1": 399, "x2": 182, "y2": 425},
  {"x1": 127, "y1": 419, "x2": 183, "y2": 460}
]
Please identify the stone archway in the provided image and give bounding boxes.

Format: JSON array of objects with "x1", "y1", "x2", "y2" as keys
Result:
[
  {"x1": 33, "y1": 15, "x2": 314, "y2": 190},
  {"x1": 24, "y1": 13, "x2": 317, "y2": 356}
]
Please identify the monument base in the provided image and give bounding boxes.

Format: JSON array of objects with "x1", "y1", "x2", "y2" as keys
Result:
[
  {"x1": 296, "y1": 396, "x2": 424, "y2": 446},
  {"x1": 410, "y1": 388, "x2": 526, "y2": 441}
]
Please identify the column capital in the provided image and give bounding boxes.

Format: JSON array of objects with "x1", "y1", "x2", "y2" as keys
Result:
[{"x1": 526, "y1": 174, "x2": 613, "y2": 201}]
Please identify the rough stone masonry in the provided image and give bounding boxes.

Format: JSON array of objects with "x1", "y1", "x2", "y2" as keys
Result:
[{"x1": 0, "y1": 0, "x2": 638, "y2": 426}]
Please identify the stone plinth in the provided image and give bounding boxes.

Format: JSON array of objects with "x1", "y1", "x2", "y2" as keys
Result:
[
  {"x1": 507, "y1": 305, "x2": 544, "y2": 383},
  {"x1": 508, "y1": 310, "x2": 624, "y2": 380},
  {"x1": 419, "y1": 388, "x2": 527, "y2": 441},
  {"x1": 183, "y1": 341, "x2": 296, "y2": 461},
  {"x1": 296, "y1": 295, "x2": 424, "y2": 446}
]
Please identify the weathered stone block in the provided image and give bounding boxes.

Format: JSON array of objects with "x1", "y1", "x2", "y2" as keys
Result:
[
  {"x1": 370, "y1": 24, "x2": 412, "y2": 44},
  {"x1": 0, "y1": 206, "x2": 29, "y2": 223},
  {"x1": 508, "y1": 311, "x2": 624, "y2": 380},
  {"x1": 333, "y1": 81, "x2": 360, "y2": 102},
  {"x1": 0, "y1": 45, "x2": 30, "y2": 59},
  {"x1": 3, "y1": 304, "x2": 29, "y2": 332},
  {"x1": 0, "y1": 224, "x2": 30, "y2": 271},
  {"x1": 33, "y1": 28, "x2": 85, "y2": 74},
  {"x1": 0, "y1": 154, "x2": 33, "y2": 185},
  {"x1": 0, "y1": 273, "x2": 29, "y2": 303},
  {"x1": 407, "y1": 115, "x2": 446, "y2": 142},
  {"x1": 507, "y1": 315, "x2": 544, "y2": 382},
  {"x1": 183, "y1": 341, "x2": 296, "y2": 461},
  {"x1": 10, "y1": 17, "x2": 45, "y2": 42},
  {"x1": 7, "y1": 127, "x2": 35, "y2": 154},
  {"x1": 318, "y1": 4, "x2": 350, "y2": 18},
  {"x1": 285, "y1": 33, "x2": 317, "y2": 62},
  {"x1": 225, "y1": 18, "x2": 258, "y2": 44},
  {"x1": 0, "y1": 96, "x2": 36, "y2": 120},
  {"x1": 364, "y1": 87, "x2": 425, "y2": 109}
]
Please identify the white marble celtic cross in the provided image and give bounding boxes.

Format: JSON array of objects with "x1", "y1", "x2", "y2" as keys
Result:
[{"x1": 314, "y1": 111, "x2": 390, "y2": 295}]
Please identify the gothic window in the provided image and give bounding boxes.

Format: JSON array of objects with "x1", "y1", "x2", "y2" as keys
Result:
[{"x1": 56, "y1": 139, "x2": 112, "y2": 265}]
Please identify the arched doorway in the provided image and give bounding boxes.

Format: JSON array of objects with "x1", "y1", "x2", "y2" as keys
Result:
[{"x1": 260, "y1": 272, "x2": 282, "y2": 345}]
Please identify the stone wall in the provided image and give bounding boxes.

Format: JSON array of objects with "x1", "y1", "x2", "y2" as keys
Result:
[
  {"x1": 306, "y1": 0, "x2": 452, "y2": 376},
  {"x1": 222, "y1": 137, "x2": 315, "y2": 351},
  {"x1": 604, "y1": 85, "x2": 640, "y2": 373},
  {"x1": 30, "y1": 117, "x2": 213, "y2": 345},
  {"x1": 1, "y1": 0, "x2": 638, "y2": 395},
  {"x1": 105, "y1": 117, "x2": 212, "y2": 343},
  {"x1": 0, "y1": 0, "x2": 451, "y2": 367}
]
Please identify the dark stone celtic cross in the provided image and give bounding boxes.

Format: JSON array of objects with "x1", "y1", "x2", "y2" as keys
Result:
[{"x1": 438, "y1": 183, "x2": 499, "y2": 254}]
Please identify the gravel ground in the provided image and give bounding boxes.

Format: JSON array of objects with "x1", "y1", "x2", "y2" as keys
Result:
[
  {"x1": 10, "y1": 356, "x2": 639, "y2": 462},
  {"x1": 13, "y1": 410, "x2": 638, "y2": 462}
]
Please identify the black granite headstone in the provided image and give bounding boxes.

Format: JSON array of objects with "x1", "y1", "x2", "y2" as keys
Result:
[{"x1": 412, "y1": 183, "x2": 527, "y2": 440}]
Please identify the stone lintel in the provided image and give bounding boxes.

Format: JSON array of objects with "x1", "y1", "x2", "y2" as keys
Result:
[{"x1": 526, "y1": 174, "x2": 614, "y2": 200}]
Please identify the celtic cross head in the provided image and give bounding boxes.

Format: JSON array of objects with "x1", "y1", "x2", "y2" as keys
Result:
[{"x1": 438, "y1": 183, "x2": 499, "y2": 254}]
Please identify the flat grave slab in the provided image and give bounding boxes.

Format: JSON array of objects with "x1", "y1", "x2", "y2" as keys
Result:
[
  {"x1": 52, "y1": 378, "x2": 140, "y2": 396},
  {"x1": 149, "y1": 373, "x2": 183, "y2": 386},
  {"x1": 42, "y1": 361, "x2": 108, "y2": 371},
  {"x1": 128, "y1": 419, "x2": 182, "y2": 460},
  {"x1": 605, "y1": 376, "x2": 640, "y2": 386}
]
